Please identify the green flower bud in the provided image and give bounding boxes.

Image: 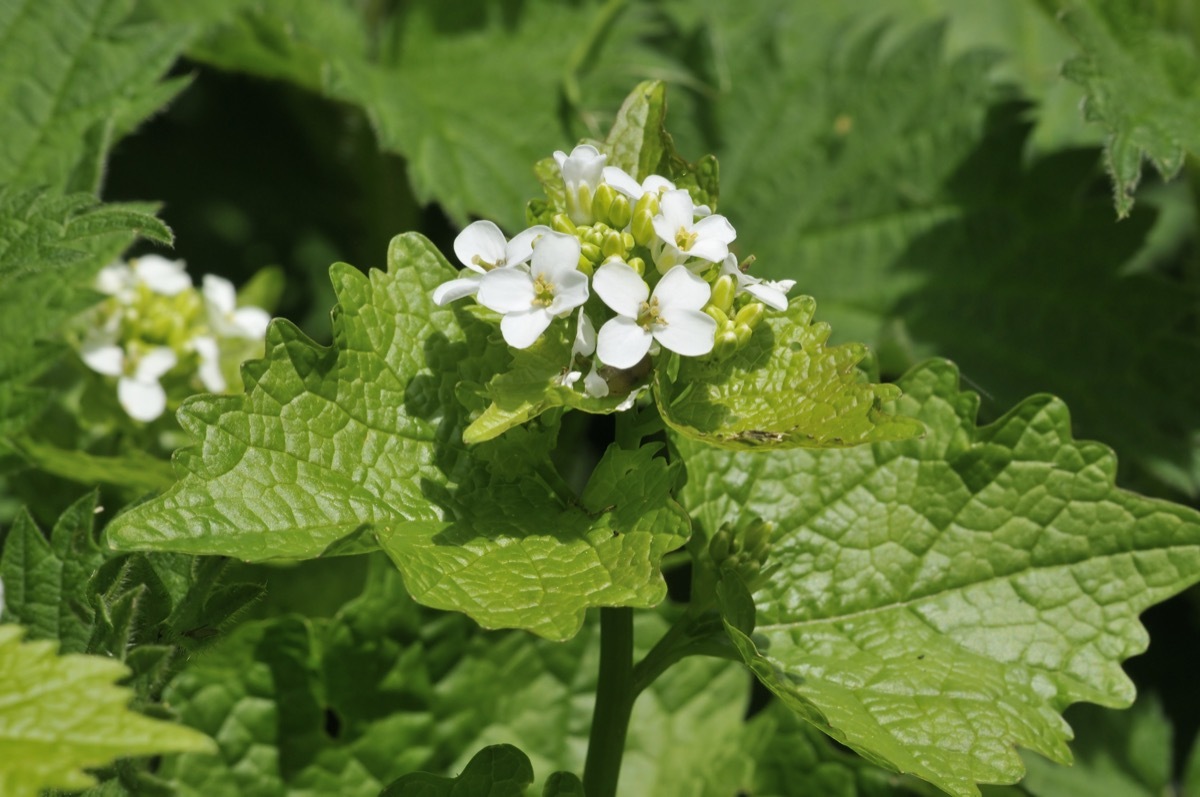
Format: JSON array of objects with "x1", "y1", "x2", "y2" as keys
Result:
[
  {"x1": 580, "y1": 242, "x2": 603, "y2": 263},
  {"x1": 583, "y1": 225, "x2": 606, "y2": 247},
  {"x1": 631, "y1": 209, "x2": 656, "y2": 247},
  {"x1": 713, "y1": 330, "x2": 739, "y2": 359},
  {"x1": 633, "y1": 191, "x2": 660, "y2": 219},
  {"x1": 621, "y1": 231, "x2": 636, "y2": 251},
  {"x1": 708, "y1": 525, "x2": 733, "y2": 563},
  {"x1": 608, "y1": 195, "x2": 632, "y2": 229},
  {"x1": 735, "y1": 301, "x2": 765, "y2": 330},
  {"x1": 576, "y1": 185, "x2": 594, "y2": 221},
  {"x1": 704, "y1": 305, "x2": 730, "y2": 326},
  {"x1": 743, "y1": 519, "x2": 772, "y2": 557},
  {"x1": 627, "y1": 257, "x2": 646, "y2": 276},
  {"x1": 576, "y1": 256, "x2": 594, "y2": 276},
  {"x1": 592, "y1": 183, "x2": 616, "y2": 225},
  {"x1": 601, "y1": 230, "x2": 626, "y2": 259},
  {"x1": 526, "y1": 199, "x2": 553, "y2": 227},
  {"x1": 711, "y1": 275, "x2": 736, "y2": 313},
  {"x1": 734, "y1": 323, "x2": 754, "y2": 347},
  {"x1": 552, "y1": 213, "x2": 577, "y2": 235}
]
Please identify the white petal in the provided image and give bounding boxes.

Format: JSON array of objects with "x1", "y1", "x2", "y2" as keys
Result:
[
  {"x1": 477, "y1": 269, "x2": 535, "y2": 313},
  {"x1": 505, "y1": 225, "x2": 550, "y2": 266},
  {"x1": 202, "y1": 274, "x2": 237, "y2": 315},
  {"x1": 593, "y1": 261, "x2": 649, "y2": 317},
  {"x1": 561, "y1": 144, "x2": 605, "y2": 186},
  {"x1": 232, "y1": 306, "x2": 271, "y2": 338},
  {"x1": 133, "y1": 255, "x2": 191, "y2": 296},
  {"x1": 745, "y1": 281, "x2": 790, "y2": 312},
  {"x1": 191, "y1": 335, "x2": 226, "y2": 392},
  {"x1": 95, "y1": 262, "x2": 132, "y2": 295},
  {"x1": 80, "y1": 340, "x2": 125, "y2": 376},
  {"x1": 573, "y1": 309, "x2": 596, "y2": 357},
  {"x1": 657, "y1": 189, "x2": 695, "y2": 231},
  {"x1": 597, "y1": 317, "x2": 652, "y2": 369},
  {"x1": 641, "y1": 175, "x2": 675, "y2": 194},
  {"x1": 557, "y1": 369, "x2": 582, "y2": 388},
  {"x1": 433, "y1": 275, "x2": 483, "y2": 305},
  {"x1": 530, "y1": 231, "x2": 582, "y2": 281},
  {"x1": 584, "y1": 362, "x2": 609, "y2": 397},
  {"x1": 602, "y1": 166, "x2": 644, "y2": 198},
  {"x1": 654, "y1": 308, "x2": 717, "y2": 357},
  {"x1": 654, "y1": 266, "x2": 711, "y2": 312},
  {"x1": 136, "y1": 346, "x2": 178, "y2": 381},
  {"x1": 553, "y1": 150, "x2": 569, "y2": 169},
  {"x1": 693, "y1": 213, "x2": 737, "y2": 245},
  {"x1": 546, "y1": 269, "x2": 589, "y2": 316},
  {"x1": 454, "y1": 220, "x2": 507, "y2": 271},
  {"x1": 615, "y1": 385, "x2": 647, "y2": 412},
  {"x1": 500, "y1": 308, "x2": 553, "y2": 349},
  {"x1": 118, "y1": 376, "x2": 168, "y2": 422},
  {"x1": 686, "y1": 238, "x2": 729, "y2": 263},
  {"x1": 651, "y1": 214, "x2": 679, "y2": 247}
]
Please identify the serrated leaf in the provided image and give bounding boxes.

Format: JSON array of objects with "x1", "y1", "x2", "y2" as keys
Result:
[
  {"x1": 0, "y1": 0, "x2": 190, "y2": 192},
  {"x1": 380, "y1": 745, "x2": 534, "y2": 797},
  {"x1": 0, "y1": 624, "x2": 214, "y2": 796},
  {"x1": 376, "y1": 443, "x2": 689, "y2": 640},
  {"x1": 678, "y1": 358, "x2": 1200, "y2": 797},
  {"x1": 110, "y1": 234, "x2": 688, "y2": 640},
  {"x1": 1049, "y1": 0, "x2": 1200, "y2": 216},
  {"x1": 655, "y1": 296, "x2": 923, "y2": 449}
]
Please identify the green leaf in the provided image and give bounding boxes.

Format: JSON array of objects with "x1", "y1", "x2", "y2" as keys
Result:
[
  {"x1": 0, "y1": 624, "x2": 214, "y2": 796},
  {"x1": 11, "y1": 437, "x2": 176, "y2": 494},
  {"x1": 655, "y1": 296, "x2": 923, "y2": 449},
  {"x1": 1019, "y1": 696, "x2": 1172, "y2": 797},
  {"x1": 380, "y1": 745, "x2": 535, "y2": 797},
  {"x1": 678, "y1": 358, "x2": 1200, "y2": 797},
  {"x1": 604, "y1": 80, "x2": 669, "y2": 183},
  {"x1": 542, "y1": 772, "x2": 586, "y2": 797},
  {"x1": 376, "y1": 443, "x2": 689, "y2": 640},
  {"x1": 1048, "y1": 0, "x2": 1200, "y2": 216},
  {"x1": 0, "y1": 0, "x2": 190, "y2": 192}
]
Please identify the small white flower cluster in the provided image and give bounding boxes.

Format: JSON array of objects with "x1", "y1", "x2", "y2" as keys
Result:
[
  {"x1": 434, "y1": 145, "x2": 795, "y2": 406},
  {"x1": 76, "y1": 255, "x2": 271, "y2": 422}
]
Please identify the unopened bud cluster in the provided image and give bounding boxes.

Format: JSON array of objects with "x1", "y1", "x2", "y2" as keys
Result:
[
  {"x1": 708, "y1": 519, "x2": 774, "y2": 589},
  {"x1": 433, "y1": 144, "x2": 796, "y2": 408}
]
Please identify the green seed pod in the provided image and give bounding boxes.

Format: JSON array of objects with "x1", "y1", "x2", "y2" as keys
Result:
[
  {"x1": 735, "y1": 301, "x2": 765, "y2": 330},
  {"x1": 704, "y1": 305, "x2": 730, "y2": 326},
  {"x1": 601, "y1": 230, "x2": 626, "y2": 259},
  {"x1": 592, "y1": 183, "x2": 616, "y2": 225},
  {"x1": 631, "y1": 209, "x2": 656, "y2": 247},
  {"x1": 708, "y1": 525, "x2": 733, "y2": 563},
  {"x1": 608, "y1": 195, "x2": 632, "y2": 229},
  {"x1": 713, "y1": 329, "x2": 739, "y2": 359},
  {"x1": 552, "y1": 213, "x2": 577, "y2": 235},
  {"x1": 734, "y1": 323, "x2": 754, "y2": 347},
  {"x1": 580, "y1": 242, "x2": 603, "y2": 263},
  {"x1": 627, "y1": 256, "x2": 646, "y2": 276},
  {"x1": 711, "y1": 275, "x2": 736, "y2": 313}
]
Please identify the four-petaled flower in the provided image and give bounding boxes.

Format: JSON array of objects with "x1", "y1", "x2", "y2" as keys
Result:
[
  {"x1": 650, "y1": 190, "x2": 735, "y2": 272},
  {"x1": 434, "y1": 221, "x2": 550, "y2": 306},
  {"x1": 719, "y1": 254, "x2": 795, "y2": 312},
  {"x1": 593, "y1": 262, "x2": 716, "y2": 369},
  {"x1": 476, "y1": 231, "x2": 590, "y2": 349},
  {"x1": 554, "y1": 144, "x2": 607, "y2": 225}
]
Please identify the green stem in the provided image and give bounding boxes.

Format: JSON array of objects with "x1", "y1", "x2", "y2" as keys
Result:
[
  {"x1": 631, "y1": 613, "x2": 739, "y2": 697},
  {"x1": 583, "y1": 607, "x2": 635, "y2": 797}
]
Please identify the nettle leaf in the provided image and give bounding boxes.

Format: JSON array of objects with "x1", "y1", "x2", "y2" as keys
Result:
[
  {"x1": 1049, "y1": 0, "x2": 1200, "y2": 216},
  {"x1": 0, "y1": 625, "x2": 214, "y2": 797},
  {"x1": 110, "y1": 234, "x2": 688, "y2": 640},
  {"x1": 381, "y1": 745, "x2": 534, "y2": 797},
  {"x1": 655, "y1": 296, "x2": 923, "y2": 449},
  {"x1": 0, "y1": 0, "x2": 189, "y2": 192},
  {"x1": 678, "y1": 359, "x2": 1200, "y2": 797}
]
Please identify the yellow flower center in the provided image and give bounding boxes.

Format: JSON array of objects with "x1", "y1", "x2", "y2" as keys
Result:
[
  {"x1": 532, "y1": 275, "x2": 556, "y2": 307},
  {"x1": 636, "y1": 297, "x2": 664, "y2": 329},
  {"x1": 675, "y1": 227, "x2": 698, "y2": 251}
]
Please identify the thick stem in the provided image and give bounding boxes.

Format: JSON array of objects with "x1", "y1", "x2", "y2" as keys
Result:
[{"x1": 582, "y1": 607, "x2": 635, "y2": 797}]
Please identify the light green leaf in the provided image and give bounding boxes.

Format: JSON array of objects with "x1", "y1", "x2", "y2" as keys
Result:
[
  {"x1": 1048, "y1": 0, "x2": 1200, "y2": 216},
  {"x1": 11, "y1": 437, "x2": 176, "y2": 493},
  {"x1": 376, "y1": 443, "x2": 689, "y2": 640},
  {"x1": 110, "y1": 234, "x2": 688, "y2": 640},
  {"x1": 678, "y1": 358, "x2": 1200, "y2": 797},
  {"x1": 380, "y1": 745, "x2": 535, "y2": 797},
  {"x1": 655, "y1": 296, "x2": 923, "y2": 449},
  {"x1": 604, "y1": 80, "x2": 669, "y2": 183},
  {"x1": 0, "y1": 624, "x2": 214, "y2": 797},
  {"x1": 0, "y1": 0, "x2": 189, "y2": 192},
  {"x1": 1019, "y1": 696, "x2": 1172, "y2": 797}
]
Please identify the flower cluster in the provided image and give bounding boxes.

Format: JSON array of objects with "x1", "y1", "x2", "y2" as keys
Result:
[
  {"x1": 75, "y1": 255, "x2": 271, "y2": 422},
  {"x1": 434, "y1": 145, "x2": 794, "y2": 406}
]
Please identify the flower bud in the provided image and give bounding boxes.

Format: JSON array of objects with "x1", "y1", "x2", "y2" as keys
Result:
[
  {"x1": 627, "y1": 257, "x2": 646, "y2": 276},
  {"x1": 608, "y1": 195, "x2": 632, "y2": 229},
  {"x1": 708, "y1": 525, "x2": 733, "y2": 563},
  {"x1": 743, "y1": 519, "x2": 772, "y2": 557},
  {"x1": 592, "y1": 183, "x2": 616, "y2": 225},
  {"x1": 713, "y1": 329, "x2": 739, "y2": 359},
  {"x1": 734, "y1": 323, "x2": 754, "y2": 347},
  {"x1": 704, "y1": 305, "x2": 730, "y2": 326},
  {"x1": 633, "y1": 191, "x2": 660, "y2": 219},
  {"x1": 601, "y1": 230, "x2": 626, "y2": 259},
  {"x1": 711, "y1": 275, "x2": 736, "y2": 314},
  {"x1": 735, "y1": 301, "x2": 765, "y2": 330},
  {"x1": 583, "y1": 225, "x2": 606, "y2": 247},
  {"x1": 552, "y1": 213, "x2": 577, "y2": 235},
  {"x1": 576, "y1": 256, "x2": 594, "y2": 276},
  {"x1": 621, "y1": 231, "x2": 636, "y2": 251},
  {"x1": 631, "y1": 209, "x2": 656, "y2": 247},
  {"x1": 580, "y1": 242, "x2": 603, "y2": 263}
]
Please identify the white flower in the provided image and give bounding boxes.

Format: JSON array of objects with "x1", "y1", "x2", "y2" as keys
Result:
[
  {"x1": 719, "y1": 255, "x2": 795, "y2": 312},
  {"x1": 97, "y1": 255, "x2": 192, "y2": 300},
  {"x1": 80, "y1": 337, "x2": 178, "y2": 422},
  {"x1": 601, "y1": 167, "x2": 711, "y2": 216},
  {"x1": 593, "y1": 262, "x2": 717, "y2": 368},
  {"x1": 190, "y1": 334, "x2": 226, "y2": 392},
  {"x1": 651, "y1": 189, "x2": 735, "y2": 272},
  {"x1": 203, "y1": 275, "x2": 271, "y2": 339},
  {"x1": 476, "y1": 231, "x2": 590, "y2": 349},
  {"x1": 569, "y1": 309, "x2": 609, "y2": 398},
  {"x1": 554, "y1": 144, "x2": 607, "y2": 224},
  {"x1": 584, "y1": 361, "x2": 609, "y2": 398},
  {"x1": 433, "y1": 221, "x2": 549, "y2": 306}
]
